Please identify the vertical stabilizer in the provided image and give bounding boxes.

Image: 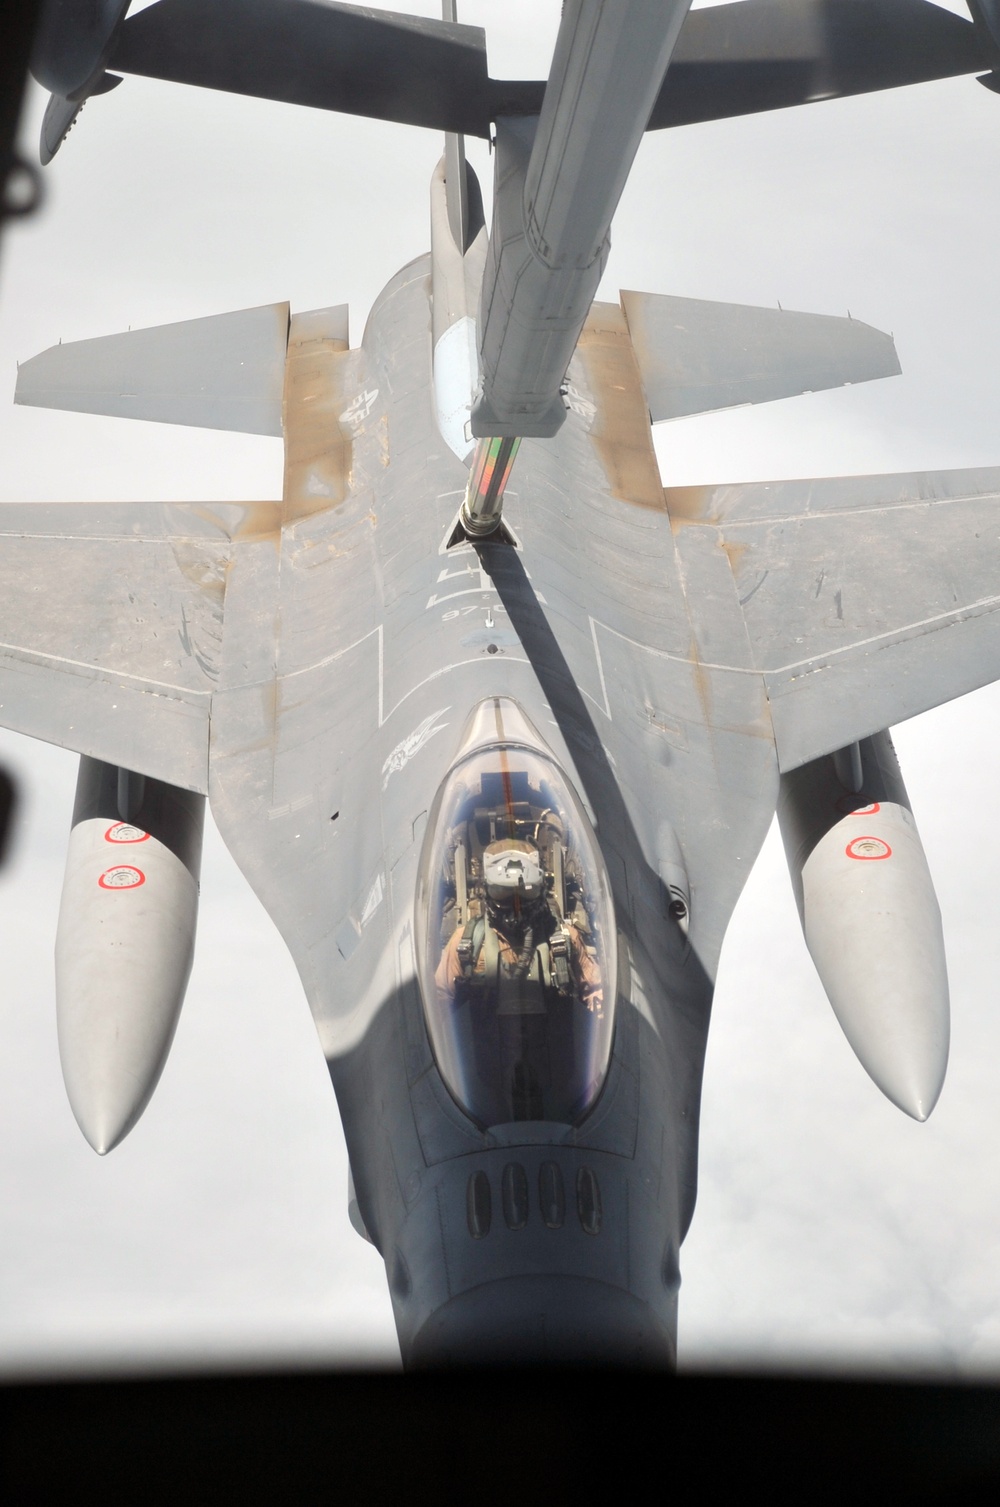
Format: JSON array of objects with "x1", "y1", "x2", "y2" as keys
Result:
[
  {"x1": 444, "y1": 129, "x2": 470, "y2": 254},
  {"x1": 440, "y1": 1, "x2": 485, "y2": 256},
  {"x1": 431, "y1": 3, "x2": 487, "y2": 465}
]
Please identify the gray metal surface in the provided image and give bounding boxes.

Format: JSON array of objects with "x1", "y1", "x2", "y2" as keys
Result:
[
  {"x1": 971, "y1": 0, "x2": 1000, "y2": 64},
  {"x1": 0, "y1": 501, "x2": 269, "y2": 791},
  {"x1": 31, "y1": 0, "x2": 130, "y2": 98},
  {"x1": 110, "y1": 0, "x2": 518, "y2": 138},
  {"x1": 15, "y1": 302, "x2": 292, "y2": 434},
  {"x1": 429, "y1": 155, "x2": 485, "y2": 464},
  {"x1": 473, "y1": 1, "x2": 690, "y2": 437},
  {"x1": 75, "y1": 0, "x2": 990, "y2": 144},
  {"x1": 663, "y1": 470, "x2": 1000, "y2": 770},
  {"x1": 10, "y1": 190, "x2": 1000, "y2": 1362},
  {"x1": 778, "y1": 733, "x2": 948, "y2": 1119},
  {"x1": 55, "y1": 758, "x2": 205, "y2": 1153},
  {"x1": 205, "y1": 254, "x2": 748, "y2": 1360},
  {"x1": 622, "y1": 291, "x2": 900, "y2": 422},
  {"x1": 650, "y1": 0, "x2": 988, "y2": 129}
]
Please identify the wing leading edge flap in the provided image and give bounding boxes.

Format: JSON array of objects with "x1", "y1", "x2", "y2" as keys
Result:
[
  {"x1": 665, "y1": 468, "x2": 1000, "y2": 771},
  {"x1": 622, "y1": 291, "x2": 900, "y2": 422},
  {"x1": 15, "y1": 303, "x2": 293, "y2": 436}
]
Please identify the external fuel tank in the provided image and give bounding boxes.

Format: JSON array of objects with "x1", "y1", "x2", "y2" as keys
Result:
[
  {"x1": 55, "y1": 757, "x2": 205, "y2": 1153},
  {"x1": 777, "y1": 732, "x2": 948, "y2": 1120}
]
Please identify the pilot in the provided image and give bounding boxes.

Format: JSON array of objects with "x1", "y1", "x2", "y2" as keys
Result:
[{"x1": 435, "y1": 838, "x2": 603, "y2": 1015}]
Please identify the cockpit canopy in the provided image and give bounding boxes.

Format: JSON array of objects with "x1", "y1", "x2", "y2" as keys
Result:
[{"x1": 415, "y1": 699, "x2": 617, "y2": 1129}]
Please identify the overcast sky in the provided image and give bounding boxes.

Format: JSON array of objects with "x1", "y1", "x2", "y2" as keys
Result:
[{"x1": 3, "y1": 0, "x2": 1000, "y2": 1377}]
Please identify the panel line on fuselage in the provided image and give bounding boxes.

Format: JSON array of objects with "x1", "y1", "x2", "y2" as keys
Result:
[
  {"x1": 380, "y1": 654, "x2": 533, "y2": 728},
  {"x1": 589, "y1": 615, "x2": 758, "y2": 680}
]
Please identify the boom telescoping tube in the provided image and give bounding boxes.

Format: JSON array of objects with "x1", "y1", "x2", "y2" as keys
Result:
[
  {"x1": 459, "y1": 435, "x2": 521, "y2": 536},
  {"x1": 473, "y1": 0, "x2": 692, "y2": 438}
]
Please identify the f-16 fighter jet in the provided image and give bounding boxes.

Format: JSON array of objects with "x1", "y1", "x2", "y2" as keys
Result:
[{"x1": 10, "y1": 0, "x2": 1000, "y2": 1364}]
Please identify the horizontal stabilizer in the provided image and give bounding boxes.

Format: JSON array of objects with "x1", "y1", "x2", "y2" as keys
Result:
[
  {"x1": 15, "y1": 303, "x2": 292, "y2": 435},
  {"x1": 622, "y1": 291, "x2": 899, "y2": 422}
]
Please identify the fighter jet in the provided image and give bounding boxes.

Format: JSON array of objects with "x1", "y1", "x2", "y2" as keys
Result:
[{"x1": 9, "y1": 0, "x2": 1000, "y2": 1365}]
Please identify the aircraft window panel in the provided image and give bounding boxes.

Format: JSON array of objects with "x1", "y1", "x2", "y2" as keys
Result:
[{"x1": 416, "y1": 698, "x2": 617, "y2": 1130}]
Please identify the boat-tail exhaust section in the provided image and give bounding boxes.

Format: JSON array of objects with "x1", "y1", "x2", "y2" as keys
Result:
[
  {"x1": 777, "y1": 731, "x2": 948, "y2": 1121},
  {"x1": 55, "y1": 756, "x2": 205, "y2": 1154}
]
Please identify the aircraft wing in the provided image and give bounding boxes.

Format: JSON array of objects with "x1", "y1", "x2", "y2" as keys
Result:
[
  {"x1": 650, "y1": 0, "x2": 989, "y2": 130},
  {"x1": 89, "y1": 0, "x2": 986, "y2": 142},
  {"x1": 3, "y1": 299, "x2": 345, "y2": 791},
  {"x1": 0, "y1": 502, "x2": 268, "y2": 792},
  {"x1": 107, "y1": 0, "x2": 527, "y2": 138},
  {"x1": 665, "y1": 468, "x2": 1000, "y2": 770}
]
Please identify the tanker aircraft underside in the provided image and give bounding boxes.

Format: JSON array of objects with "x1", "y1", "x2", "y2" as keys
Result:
[{"x1": 10, "y1": 0, "x2": 1000, "y2": 1364}]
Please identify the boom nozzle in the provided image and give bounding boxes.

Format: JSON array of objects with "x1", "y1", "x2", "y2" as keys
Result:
[{"x1": 459, "y1": 435, "x2": 520, "y2": 537}]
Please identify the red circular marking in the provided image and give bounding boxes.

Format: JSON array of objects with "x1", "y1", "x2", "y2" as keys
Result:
[
  {"x1": 98, "y1": 865, "x2": 146, "y2": 889},
  {"x1": 836, "y1": 797, "x2": 880, "y2": 817},
  {"x1": 846, "y1": 836, "x2": 891, "y2": 861},
  {"x1": 104, "y1": 823, "x2": 150, "y2": 844}
]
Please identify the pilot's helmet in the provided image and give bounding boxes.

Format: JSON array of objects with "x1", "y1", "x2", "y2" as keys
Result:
[{"x1": 483, "y1": 839, "x2": 543, "y2": 906}]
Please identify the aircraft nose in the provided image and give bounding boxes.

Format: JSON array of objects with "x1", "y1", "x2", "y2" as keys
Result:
[{"x1": 406, "y1": 1275, "x2": 676, "y2": 1369}]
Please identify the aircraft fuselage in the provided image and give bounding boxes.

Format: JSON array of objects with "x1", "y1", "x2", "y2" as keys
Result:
[{"x1": 207, "y1": 255, "x2": 779, "y2": 1364}]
